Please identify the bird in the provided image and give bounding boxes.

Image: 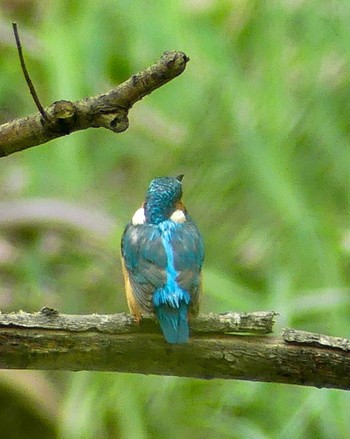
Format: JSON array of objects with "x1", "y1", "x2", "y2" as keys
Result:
[{"x1": 121, "y1": 175, "x2": 204, "y2": 344}]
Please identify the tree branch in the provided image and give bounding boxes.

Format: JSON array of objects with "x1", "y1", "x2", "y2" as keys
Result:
[
  {"x1": 0, "y1": 50, "x2": 189, "y2": 156},
  {"x1": 0, "y1": 310, "x2": 348, "y2": 391}
]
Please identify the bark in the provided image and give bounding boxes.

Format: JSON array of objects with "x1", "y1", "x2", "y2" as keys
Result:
[
  {"x1": 0, "y1": 309, "x2": 348, "y2": 390},
  {"x1": 0, "y1": 51, "x2": 189, "y2": 156}
]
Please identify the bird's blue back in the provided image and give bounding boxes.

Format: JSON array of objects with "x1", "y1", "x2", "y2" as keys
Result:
[{"x1": 121, "y1": 177, "x2": 204, "y2": 343}]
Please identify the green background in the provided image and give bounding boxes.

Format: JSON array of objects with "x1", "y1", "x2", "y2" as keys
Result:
[{"x1": 0, "y1": 0, "x2": 349, "y2": 438}]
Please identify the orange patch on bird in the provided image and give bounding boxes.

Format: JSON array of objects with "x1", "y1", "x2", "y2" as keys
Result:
[
  {"x1": 175, "y1": 201, "x2": 185, "y2": 211},
  {"x1": 121, "y1": 257, "x2": 142, "y2": 323}
]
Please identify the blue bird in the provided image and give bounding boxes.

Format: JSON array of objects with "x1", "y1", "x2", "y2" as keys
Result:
[{"x1": 121, "y1": 175, "x2": 204, "y2": 344}]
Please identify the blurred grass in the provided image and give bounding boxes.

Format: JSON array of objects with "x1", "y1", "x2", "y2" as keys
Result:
[{"x1": 0, "y1": 0, "x2": 350, "y2": 438}]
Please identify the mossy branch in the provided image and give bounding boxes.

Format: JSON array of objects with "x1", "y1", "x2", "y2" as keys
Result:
[
  {"x1": 0, "y1": 309, "x2": 349, "y2": 391},
  {"x1": 0, "y1": 50, "x2": 189, "y2": 156}
]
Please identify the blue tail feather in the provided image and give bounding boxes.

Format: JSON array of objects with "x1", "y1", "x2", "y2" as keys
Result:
[
  {"x1": 153, "y1": 287, "x2": 190, "y2": 344},
  {"x1": 155, "y1": 301, "x2": 189, "y2": 344}
]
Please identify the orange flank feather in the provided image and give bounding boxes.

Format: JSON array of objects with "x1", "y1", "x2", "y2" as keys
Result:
[
  {"x1": 121, "y1": 256, "x2": 142, "y2": 323},
  {"x1": 175, "y1": 200, "x2": 185, "y2": 211}
]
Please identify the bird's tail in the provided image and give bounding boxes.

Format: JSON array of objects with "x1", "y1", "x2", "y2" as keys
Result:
[{"x1": 153, "y1": 289, "x2": 190, "y2": 344}]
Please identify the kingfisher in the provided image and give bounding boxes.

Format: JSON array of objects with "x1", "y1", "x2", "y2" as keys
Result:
[{"x1": 121, "y1": 175, "x2": 204, "y2": 344}]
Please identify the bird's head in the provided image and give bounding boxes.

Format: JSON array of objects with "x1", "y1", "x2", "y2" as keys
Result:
[{"x1": 144, "y1": 175, "x2": 184, "y2": 224}]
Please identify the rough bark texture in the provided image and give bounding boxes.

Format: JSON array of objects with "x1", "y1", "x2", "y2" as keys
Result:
[
  {"x1": 0, "y1": 310, "x2": 276, "y2": 335},
  {"x1": 283, "y1": 328, "x2": 350, "y2": 351},
  {"x1": 0, "y1": 51, "x2": 189, "y2": 156},
  {"x1": 0, "y1": 310, "x2": 348, "y2": 390}
]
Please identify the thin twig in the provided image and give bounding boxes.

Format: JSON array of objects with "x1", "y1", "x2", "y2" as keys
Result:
[{"x1": 12, "y1": 22, "x2": 49, "y2": 122}]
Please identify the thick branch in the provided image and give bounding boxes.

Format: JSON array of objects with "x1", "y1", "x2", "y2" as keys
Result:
[
  {"x1": 0, "y1": 310, "x2": 348, "y2": 390},
  {"x1": 0, "y1": 51, "x2": 189, "y2": 156}
]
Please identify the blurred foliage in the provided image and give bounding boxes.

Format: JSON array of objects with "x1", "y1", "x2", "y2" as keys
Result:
[{"x1": 0, "y1": 0, "x2": 350, "y2": 438}]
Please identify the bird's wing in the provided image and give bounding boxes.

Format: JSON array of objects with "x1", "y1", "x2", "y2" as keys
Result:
[
  {"x1": 171, "y1": 221, "x2": 204, "y2": 307},
  {"x1": 121, "y1": 220, "x2": 204, "y2": 314},
  {"x1": 121, "y1": 223, "x2": 167, "y2": 313}
]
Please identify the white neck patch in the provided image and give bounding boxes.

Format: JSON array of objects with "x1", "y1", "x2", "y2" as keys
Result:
[
  {"x1": 131, "y1": 207, "x2": 186, "y2": 225},
  {"x1": 170, "y1": 209, "x2": 186, "y2": 223},
  {"x1": 132, "y1": 207, "x2": 146, "y2": 225}
]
